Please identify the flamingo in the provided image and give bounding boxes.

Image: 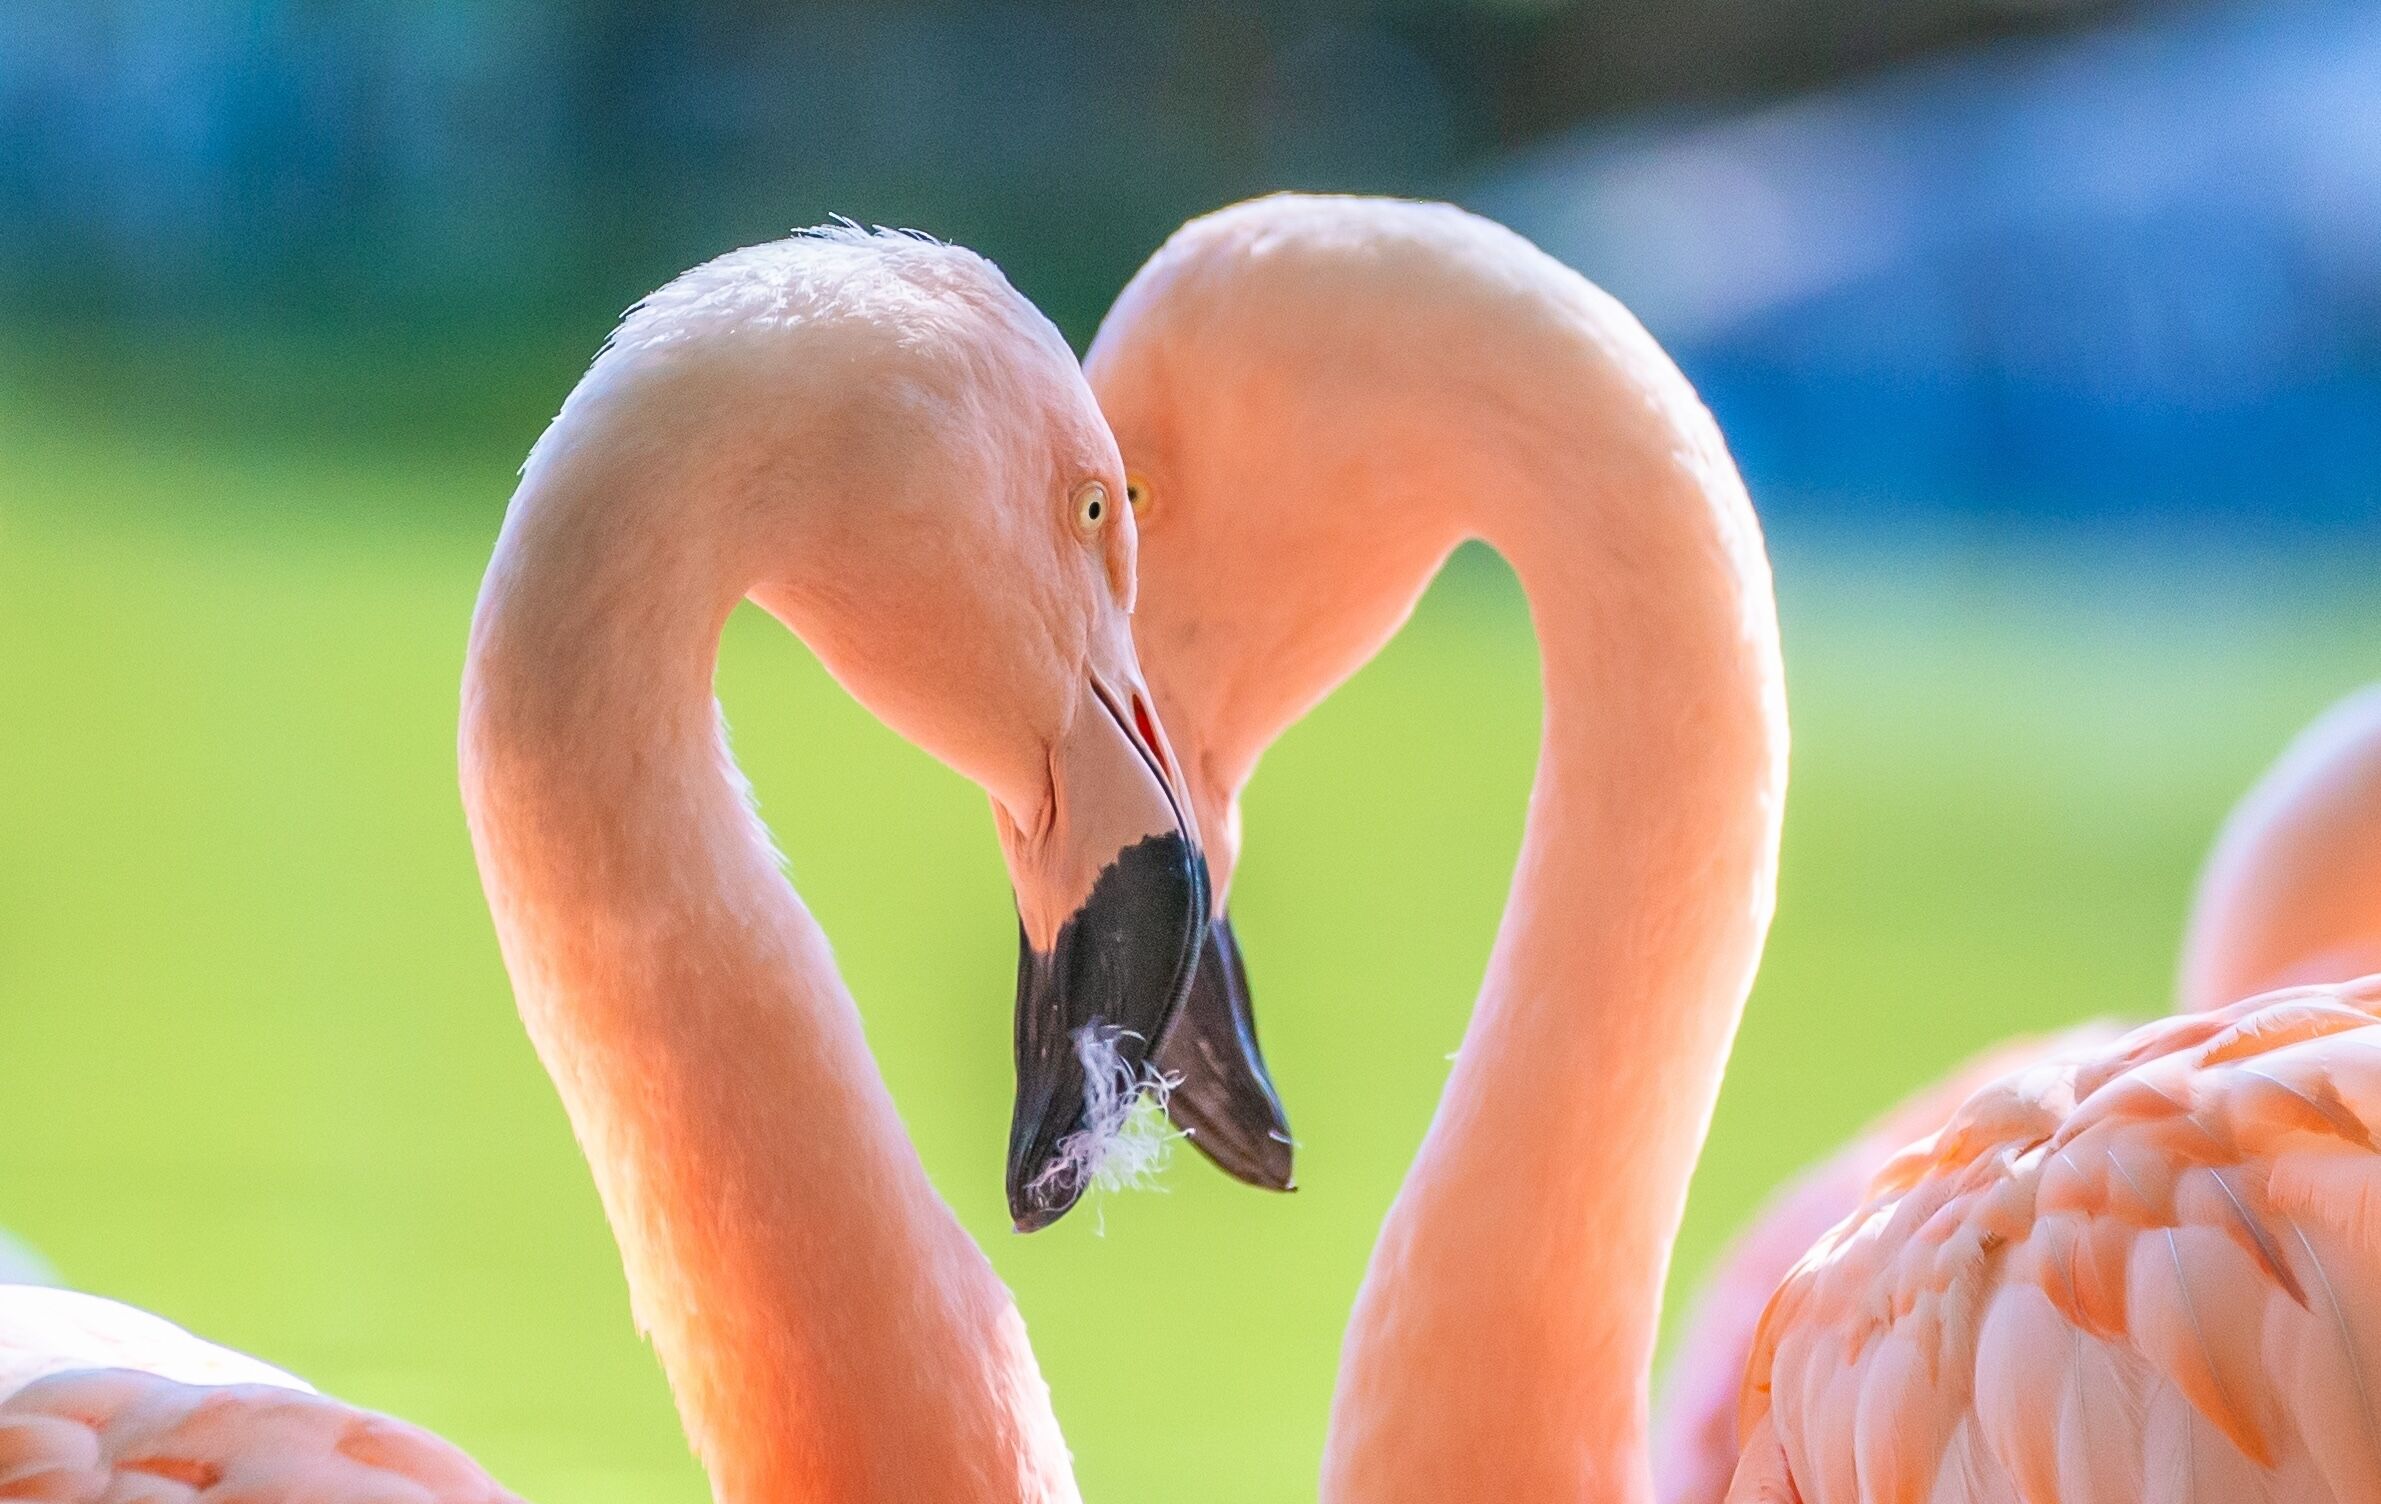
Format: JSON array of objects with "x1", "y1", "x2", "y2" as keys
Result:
[
  {"x1": 1652, "y1": 684, "x2": 2381, "y2": 1504},
  {"x1": 3, "y1": 224, "x2": 1215, "y2": 1503},
  {"x1": 2176, "y1": 685, "x2": 2381, "y2": 1010},
  {"x1": 1079, "y1": 190, "x2": 2381, "y2": 1501}
]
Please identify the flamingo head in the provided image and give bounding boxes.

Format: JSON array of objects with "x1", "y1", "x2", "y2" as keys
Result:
[
  {"x1": 1085, "y1": 196, "x2": 1497, "y2": 1192},
  {"x1": 547, "y1": 225, "x2": 1216, "y2": 1230}
]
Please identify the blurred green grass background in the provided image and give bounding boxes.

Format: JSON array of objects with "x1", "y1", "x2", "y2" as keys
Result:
[{"x1": 0, "y1": 370, "x2": 2371, "y2": 1504}]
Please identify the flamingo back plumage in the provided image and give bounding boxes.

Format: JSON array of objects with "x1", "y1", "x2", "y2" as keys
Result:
[
  {"x1": 1731, "y1": 975, "x2": 2381, "y2": 1502},
  {"x1": 1657, "y1": 1028, "x2": 2117, "y2": 1504},
  {"x1": 0, "y1": 1288, "x2": 519, "y2": 1503}
]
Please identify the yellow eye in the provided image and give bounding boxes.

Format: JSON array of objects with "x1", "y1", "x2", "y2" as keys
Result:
[
  {"x1": 1075, "y1": 481, "x2": 1110, "y2": 534},
  {"x1": 1125, "y1": 475, "x2": 1152, "y2": 520}
]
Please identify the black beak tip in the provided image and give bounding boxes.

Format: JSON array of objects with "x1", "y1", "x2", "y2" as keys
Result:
[
  {"x1": 1252, "y1": 1130, "x2": 1298, "y2": 1192},
  {"x1": 1173, "y1": 1093, "x2": 1296, "y2": 1191},
  {"x1": 1005, "y1": 1104, "x2": 1086, "y2": 1232},
  {"x1": 1154, "y1": 911, "x2": 1296, "y2": 1192},
  {"x1": 1275, "y1": 1132, "x2": 1301, "y2": 1190},
  {"x1": 1007, "y1": 829, "x2": 1207, "y2": 1233},
  {"x1": 1005, "y1": 1132, "x2": 1089, "y2": 1231},
  {"x1": 1011, "y1": 1199, "x2": 1072, "y2": 1235}
]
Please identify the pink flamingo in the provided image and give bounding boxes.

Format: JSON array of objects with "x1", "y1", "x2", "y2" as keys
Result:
[
  {"x1": 1086, "y1": 191, "x2": 2381, "y2": 1501},
  {"x1": 2176, "y1": 686, "x2": 2381, "y2": 1010},
  {"x1": 3, "y1": 225, "x2": 1211, "y2": 1503},
  {"x1": 1652, "y1": 684, "x2": 2381, "y2": 1504}
]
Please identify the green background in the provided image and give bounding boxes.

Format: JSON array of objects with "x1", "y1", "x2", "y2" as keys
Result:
[{"x1": 3, "y1": 371, "x2": 2369, "y2": 1501}]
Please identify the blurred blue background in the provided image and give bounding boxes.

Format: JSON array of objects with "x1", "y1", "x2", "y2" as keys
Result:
[
  {"x1": 0, "y1": 3, "x2": 2373, "y2": 1501},
  {"x1": 6, "y1": 0, "x2": 2378, "y2": 534}
]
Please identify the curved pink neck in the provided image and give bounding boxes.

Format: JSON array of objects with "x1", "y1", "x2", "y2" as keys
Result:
[
  {"x1": 1321, "y1": 291, "x2": 1787, "y2": 1502},
  {"x1": 2177, "y1": 686, "x2": 2381, "y2": 1013},
  {"x1": 461, "y1": 471, "x2": 1075, "y2": 1504}
]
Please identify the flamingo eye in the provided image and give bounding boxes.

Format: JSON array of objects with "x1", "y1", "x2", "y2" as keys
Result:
[
  {"x1": 1125, "y1": 475, "x2": 1152, "y2": 521},
  {"x1": 1074, "y1": 482, "x2": 1110, "y2": 535}
]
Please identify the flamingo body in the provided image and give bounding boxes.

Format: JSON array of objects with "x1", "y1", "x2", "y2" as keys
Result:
[
  {"x1": 2, "y1": 224, "x2": 1203, "y2": 1504},
  {"x1": 1654, "y1": 1030, "x2": 2116, "y2": 1504},
  {"x1": 0, "y1": 1287, "x2": 514, "y2": 1502},
  {"x1": 463, "y1": 225, "x2": 1199, "y2": 1501},
  {"x1": 1095, "y1": 192, "x2": 2381, "y2": 1501},
  {"x1": 1094, "y1": 192, "x2": 1789, "y2": 1501},
  {"x1": 1734, "y1": 975, "x2": 2381, "y2": 1502},
  {"x1": 1661, "y1": 684, "x2": 2381, "y2": 1502}
]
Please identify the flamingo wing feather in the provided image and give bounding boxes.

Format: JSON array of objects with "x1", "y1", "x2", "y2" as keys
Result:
[
  {"x1": 0, "y1": 1371, "x2": 520, "y2": 1503},
  {"x1": 1735, "y1": 976, "x2": 2381, "y2": 1503},
  {"x1": 0, "y1": 1289, "x2": 518, "y2": 1503},
  {"x1": 1659, "y1": 1028, "x2": 2118, "y2": 1504}
]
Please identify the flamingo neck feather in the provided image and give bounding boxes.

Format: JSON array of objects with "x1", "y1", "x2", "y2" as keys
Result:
[
  {"x1": 460, "y1": 436, "x2": 1076, "y2": 1504},
  {"x1": 2178, "y1": 684, "x2": 2381, "y2": 1012},
  {"x1": 1320, "y1": 272, "x2": 1787, "y2": 1504}
]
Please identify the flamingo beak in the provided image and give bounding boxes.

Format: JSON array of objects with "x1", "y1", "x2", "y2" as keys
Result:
[
  {"x1": 1004, "y1": 676, "x2": 1209, "y2": 1231},
  {"x1": 1154, "y1": 912, "x2": 1295, "y2": 1190}
]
